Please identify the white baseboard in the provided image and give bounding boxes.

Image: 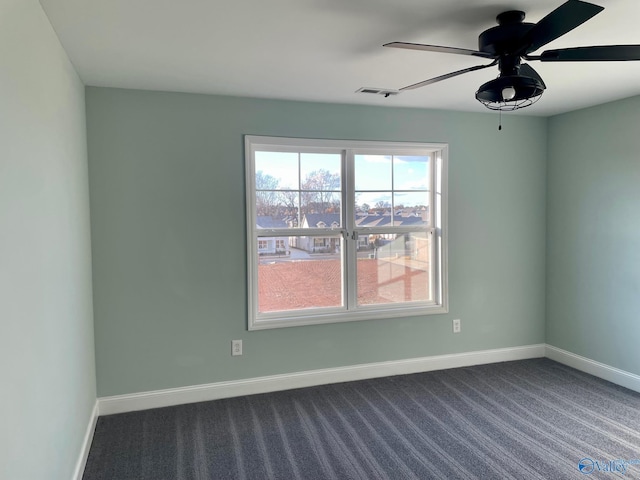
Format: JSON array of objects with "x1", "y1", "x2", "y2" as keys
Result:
[
  {"x1": 545, "y1": 345, "x2": 640, "y2": 394},
  {"x1": 73, "y1": 400, "x2": 98, "y2": 480},
  {"x1": 98, "y1": 344, "x2": 545, "y2": 416}
]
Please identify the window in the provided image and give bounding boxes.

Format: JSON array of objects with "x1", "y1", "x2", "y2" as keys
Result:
[
  {"x1": 275, "y1": 239, "x2": 287, "y2": 253},
  {"x1": 245, "y1": 136, "x2": 448, "y2": 330}
]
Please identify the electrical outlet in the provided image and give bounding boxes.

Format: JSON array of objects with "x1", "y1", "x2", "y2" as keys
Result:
[
  {"x1": 231, "y1": 339, "x2": 243, "y2": 356},
  {"x1": 452, "y1": 319, "x2": 461, "y2": 334}
]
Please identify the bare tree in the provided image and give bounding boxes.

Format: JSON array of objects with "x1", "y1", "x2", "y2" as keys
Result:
[
  {"x1": 301, "y1": 169, "x2": 340, "y2": 214},
  {"x1": 278, "y1": 188, "x2": 298, "y2": 210},
  {"x1": 278, "y1": 188, "x2": 300, "y2": 225},
  {"x1": 255, "y1": 171, "x2": 280, "y2": 215}
]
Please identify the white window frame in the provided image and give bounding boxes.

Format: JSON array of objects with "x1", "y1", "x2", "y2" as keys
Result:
[{"x1": 245, "y1": 135, "x2": 448, "y2": 330}]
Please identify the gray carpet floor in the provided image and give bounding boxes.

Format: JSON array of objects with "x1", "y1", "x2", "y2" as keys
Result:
[{"x1": 82, "y1": 359, "x2": 640, "y2": 479}]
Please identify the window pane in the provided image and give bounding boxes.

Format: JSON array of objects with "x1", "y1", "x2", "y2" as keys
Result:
[
  {"x1": 256, "y1": 150, "x2": 342, "y2": 224},
  {"x1": 255, "y1": 192, "x2": 300, "y2": 217},
  {"x1": 300, "y1": 153, "x2": 341, "y2": 190},
  {"x1": 393, "y1": 155, "x2": 430, "y2": 190},
  {"x1": 300, "y1": 153, "x2": 341, "y2": 218},
  {"x1": 255, "y1": 151, "x2": 299, "y2": 189},
  {"x1": 393, "y1": 193, "x2": 430, "y2": 226},
  {"x1": 355, "y1": 154, "x2": 392, "y2": 190},
  {"x1": 355, "y1": 192, "x2": 392, "y2": 217},
  {"x1": 300, "y1": 213, "x2": 341, "y2": 228},
  {"x1": 257, "y1": 235, "x2": 343, "y2": 313},
  {"x1": 300, "y1": 191, "x2": 342, "y2": 219},
  {"x1": 255, "y1": 151, "x2": 300, "y2": 217},
  {"x1": 357, "y1": 231, "x2": 431, "y2": 306},
  {"x1": 278, "y1": 189, "x2": 300, "y2": 224},
  {"x1": 354, "y1": 154, "x2": 431, "y2": 226}
]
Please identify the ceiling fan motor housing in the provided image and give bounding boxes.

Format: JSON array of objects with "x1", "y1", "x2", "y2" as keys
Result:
[{"x1": 478, "y1": 11, "x2": 534, "y2": 55}]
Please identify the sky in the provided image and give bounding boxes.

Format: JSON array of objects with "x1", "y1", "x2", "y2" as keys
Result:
[{"x1": 255, "y1": 152, "x2": 431, "y2": 209}]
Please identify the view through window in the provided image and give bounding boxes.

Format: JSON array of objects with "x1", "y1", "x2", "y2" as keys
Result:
[{"x1": 245, "y1": 136, "x2": 448, "y2": 329}]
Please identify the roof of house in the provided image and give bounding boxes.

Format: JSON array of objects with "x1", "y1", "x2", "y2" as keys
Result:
[
  {"x1": 269, "y1": 212, "x2": 427, "y2": 230},
  {"x1": 356, "y1": 215, "x2": 426, "y2": 228},
  {"x1": 302, "y1": 213, "x2": 341, "y2": 228},
  {"x1": 256, "y1": 216, "x2": 289, "y2": 229}
]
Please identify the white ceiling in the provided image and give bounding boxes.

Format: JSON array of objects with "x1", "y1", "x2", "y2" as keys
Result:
[{"x1": 40, "y1": 0, "x2": 640, "y2": 116}]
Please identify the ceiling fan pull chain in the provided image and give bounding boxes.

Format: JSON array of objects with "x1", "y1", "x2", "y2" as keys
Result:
[{"x1": 498, "y1": 109, "x2": 502, "y2": 131}]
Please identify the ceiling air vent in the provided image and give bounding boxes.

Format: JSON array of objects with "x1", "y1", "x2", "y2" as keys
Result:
[{"x1": 356, "y1": 87, "x2": 400, "y2": 98}]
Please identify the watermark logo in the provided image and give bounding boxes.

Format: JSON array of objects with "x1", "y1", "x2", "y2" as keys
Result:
[{"x1": 578, "y1": 457, "x2": 640, "y2": 475}]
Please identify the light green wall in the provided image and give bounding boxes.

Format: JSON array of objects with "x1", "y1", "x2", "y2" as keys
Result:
[
  {"x1": 547, "y1": 95, "x2": 640, "y2": 375},
  {"x1": 0, "y1": 1, "x2": 96, "y2": 479},
  {"x1": 86, "y1": 87, "x2": 547, "y2": 397}
]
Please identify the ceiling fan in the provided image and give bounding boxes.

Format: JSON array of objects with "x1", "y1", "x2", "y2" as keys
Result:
[{"x1": 384, "y1": 0, "x2": 640, "y2": 111}]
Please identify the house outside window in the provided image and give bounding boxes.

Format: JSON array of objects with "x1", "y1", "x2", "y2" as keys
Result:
[
  {"x1": 257, "y1": 216, "x2": 290, "y2": 256},
  {"x1": 245, "y1": 135, "x2": 448, "y2": 330},
  {"x1": 275, "y1": 239, "x2": 287, "y2": 253}
]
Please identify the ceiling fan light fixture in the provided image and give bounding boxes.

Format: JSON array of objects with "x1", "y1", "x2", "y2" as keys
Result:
[{"x1": 476, "y1": 75, "x2": 545, "y2": 111}]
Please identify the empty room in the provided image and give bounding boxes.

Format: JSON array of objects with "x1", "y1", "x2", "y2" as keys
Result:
[{"x1": 2, "y1": 0, "x2": 640, "y2": 479}]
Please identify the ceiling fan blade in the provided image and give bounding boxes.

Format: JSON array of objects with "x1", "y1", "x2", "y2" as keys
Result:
[
  {"x1": 519, "y1": 63, "x2": 546, "y2": 89},
  {"x1": 384, "y1": 42, "x2": 496, "y2": 59},
  {"x1": 399, "y1": 60, "x2": 498, "y2": 91},
  {"x1": 518, "y1": 0, "x2": 604, "y2": 54},
  {"x1": 539, "y1": 45, "x2": 640, "y2": 61}
]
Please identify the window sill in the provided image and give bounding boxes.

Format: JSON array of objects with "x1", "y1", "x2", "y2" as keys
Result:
[{"x1": 249, "y1": 303, "x2": 449, "y2": 330}]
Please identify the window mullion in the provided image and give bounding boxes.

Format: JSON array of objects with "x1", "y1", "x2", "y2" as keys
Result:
[
  {"x1": 430, "y1": 151, "x2": 436, "y2": 227},
  {"x1": 391, "y1": 155, "x2": 395, "y2": 215},
  {"x1": 297, "y1": 152, "x2": 302, "y2": 227},
  {"x1": 246, "y1": 140, "x2": 259, "y2": 327},
  {"x1": 344, "y1": 149, "x2": 357, "y2": 311},
  {"x1": 433, "y1": 151, "x2": 444, "y2": 305},
  {"x1": 429, "y1": 152, "x2": 437, "y2": 302}
]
